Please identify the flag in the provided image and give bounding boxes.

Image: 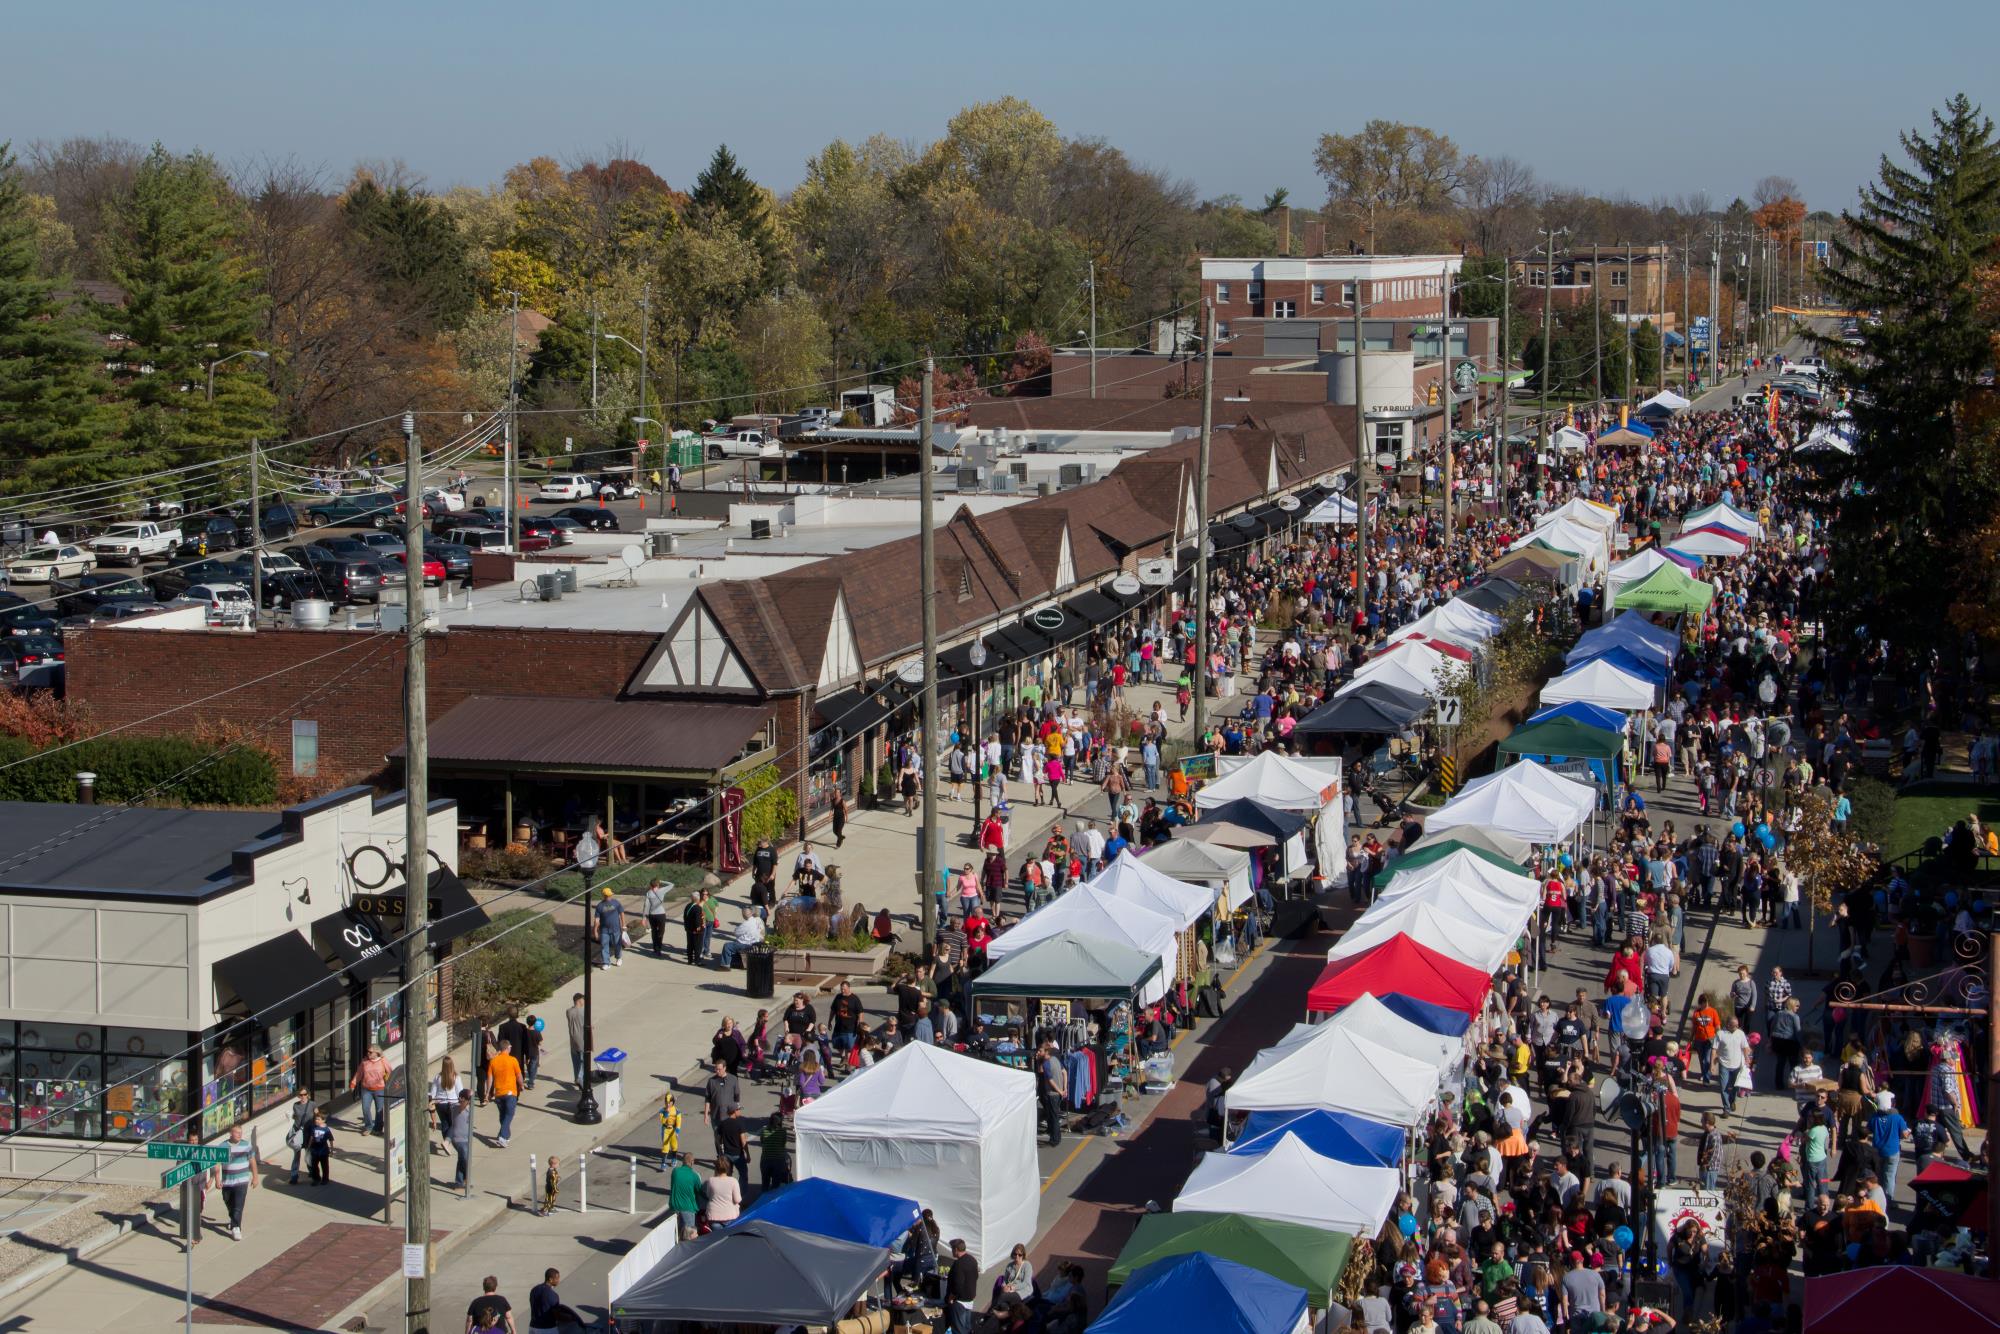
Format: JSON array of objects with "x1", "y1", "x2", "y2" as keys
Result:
[
  {"x1": 1767, "y1": 389, "x2": 1779, "y2": 429},
  {"x1": 1565, "y1": 403, "x2": 1575, "y2": 428}
]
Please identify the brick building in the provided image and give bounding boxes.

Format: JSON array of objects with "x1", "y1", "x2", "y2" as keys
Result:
[
  {"x1": 1511, "y1": 242, "x2": 1676, "y2": 332},
  {"x1": 1201, "y1": 254, "x2": 1464, "y2": 334}
]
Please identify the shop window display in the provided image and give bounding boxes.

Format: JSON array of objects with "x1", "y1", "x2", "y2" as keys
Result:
[
  {"x1": 104, "y1": 1027, "x2": 192, "y2": 1143},
  {"x1": 17, "y1": 1024, "x2": 103, "y2": 1140},
  {"x1": 201, "y1": 1019, "x2": 302, "y2": 1138}
]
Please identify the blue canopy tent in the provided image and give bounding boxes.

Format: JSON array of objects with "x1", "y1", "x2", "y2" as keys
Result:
[
  {"x1": 1527, "y1": 701, "x2": 1628, "y2": 733},
  {"x1": 1569, "y1": 643, "x2": 1669, "y2": 686},
  {"x1": 1230, "y1": 1108, "x2": 1406, "y2": 1168},
  {"x1": 1092, "y1": 1254, "x2": 1309, "y2": 1334},
  {"x1": 737, "y1": 1177, "x2": 921, "y2": 1249},
  {"x1": 1378, "y1": 991, "x2": 1475, "y2": 1037}
]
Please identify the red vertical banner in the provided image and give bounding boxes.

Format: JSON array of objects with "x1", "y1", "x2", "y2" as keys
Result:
[{"x1": 720, "y1": 787, "x2": 746, "y2": 873}]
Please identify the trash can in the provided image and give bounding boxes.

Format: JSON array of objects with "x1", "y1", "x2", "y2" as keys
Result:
[
  {"x1": 591, "y1": 1047, "x2": 627, "y2": 1120},
  {"x1": 745, "y1": 947, "x2": 776, "y2": 999}
]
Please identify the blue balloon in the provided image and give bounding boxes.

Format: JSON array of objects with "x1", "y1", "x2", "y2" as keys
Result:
[
  {"x1": 1946, "y1": 892, "x2": 1960, "y2": 908},
  {"x1": 1399, "y1": 1212, "x2": 1418, "y2": 1238},
  {"x1": 1614, "y1": 1226, "x2": 1635, "y2": 1250}
]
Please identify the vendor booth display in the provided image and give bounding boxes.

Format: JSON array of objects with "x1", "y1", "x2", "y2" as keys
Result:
[
  {"x1": 1175, "y1": 1132, "x2": 1400, "y2": 1236},
  {"x1": 1485, "y1": 546, "x2": 1572, "y2": 586},
  {"x1": 1230, "y1": 1107, "x2": 1406, "y2": 1167},
  {"x1": 1292, "y1": 683, "x2": 1428, "y2": 737},
  {"x1": 1612, "y1": 562, "x2": 1715, "y2": 615},
  {"x1": 1338, "y1": 640, "x2": 1462, "y2": 701},
  {"x1": 1683, "y1": 499, "x2": 1763, "y2": 539},
  {"x1": 1538, "y1": 656, "x2": 1656, "y2": 712},
  {"x1": 1453, "y1": 759, "x2": 1596, "y2": 830},
  {"x1": 1199, "y1": 753, "x2": 1345, "y2": 874},
  {"x1": 1225, "y1": 1017, "x2": 1442, "y2": 1125},
  {"x1": 1186, "y1": 799, "x2": 1313, "y2": 878},
  {"x1": 984, "y1": 886, "x2": 1181, "y2": 1003},
  {"x1": 1089, "y1": 850, "x2": 1217, "y2": 931},
  {"x1": 1138, "y1": 840, "x2": 1254, "y2": 910},
  {"x1": 609, "y1": 1220, "x2": 894, "y2": 1328},
  {"x1": 1313, "y1": 992, "x2": 1466, "y2": 1077},
  {"x1": 737, "y1": 1177, "x2": 922, "y2": 1250},
  {"x1": 1306, "y1": 935, "x2": 1491, "y2": 1018},
  {"x1": 1604, "y1": 547, "x2": 1673, "y2": 605},
  {"x1": 967, "y1": 929, "x2": 1163, "y2": 1006},
  {"x1": 793, "y1": 1042, "x2": 1037, "y2": 1264},
  {"x1": 1089, "y1": 1253, "x2": 1309, "y2": 1334},
  {"x1": 1391, "y1": 599, "x2": 1503, "y2": 650},
  {"x1": 1108, "y1": 1210, "x2": 1355, "y2": 1299}
]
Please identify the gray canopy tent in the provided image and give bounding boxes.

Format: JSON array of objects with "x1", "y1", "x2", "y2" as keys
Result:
[
  {"x1": 611, "y1": 1220, "x2": 894, "y2": 1328},
  {"x1": 968, "y1": 929, "x2": 1163, "y2": 1005}
]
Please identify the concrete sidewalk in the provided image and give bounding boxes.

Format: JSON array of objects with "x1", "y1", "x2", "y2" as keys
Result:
[{"x1": 0, "y1": 681, "x2": 1201, "y2": 1330}]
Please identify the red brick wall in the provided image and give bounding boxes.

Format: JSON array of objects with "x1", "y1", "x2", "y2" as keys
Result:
[
  {"x1": 65, "y1": 625, "x2": 661, "y2": 785},
  {"x1": 1048, "y1": 355, "x2": 1329, "y2": 403}
]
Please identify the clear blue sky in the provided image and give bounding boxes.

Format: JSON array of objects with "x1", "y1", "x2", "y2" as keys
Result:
[{"x1": 5, "y1": 1, "x2": 1983, "y2": 213}]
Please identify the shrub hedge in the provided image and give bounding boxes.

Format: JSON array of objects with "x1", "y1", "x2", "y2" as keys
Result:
[{"x1": 0, "y1": 734, "x2": 278, "y2": 806}]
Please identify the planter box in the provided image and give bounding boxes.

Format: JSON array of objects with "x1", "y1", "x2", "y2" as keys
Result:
[{"x1": 770, "y1": 942, "x2": 892, "y2": 979}]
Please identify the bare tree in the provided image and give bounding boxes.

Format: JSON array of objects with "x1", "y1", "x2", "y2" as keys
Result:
[
  {"x1": 1753, "y1": 174, "x2": 1802, "y2": 208},
  {"x1": 22, "y1": 136, "x2": 144, "y2": 279}
]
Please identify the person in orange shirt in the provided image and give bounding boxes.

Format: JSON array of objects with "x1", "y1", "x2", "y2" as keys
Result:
[
  {"x1": 484, "y1": 1039, "x2": 524, "y2": 1147},
  {"x1": 1689, "y1": 993, "x2": 1722, "y2": 1086}
]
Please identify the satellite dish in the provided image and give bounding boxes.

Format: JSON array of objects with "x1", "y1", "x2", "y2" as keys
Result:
[
  {"x1": 1276, "y1": 495, "x2": 1301, "y2": 512},
  {"x1": 897, "y1": 660, "x2": 927, "y2": 686},
  {"x1": 1137, "y1": 559, "x2": 1174, "y2": 587},
  {"x1": 1110, "y1": 574, "x2": 1142, "y2": 597},
  {"x1": 968, "y1": 639, "x2": 989, "y2": 668},
  {"x1": 1031, "y1": 606, "x2": 1065, "y2": 632},
  {"x1": 619, "y1": 543, "x2": 645, "y2": 574}
]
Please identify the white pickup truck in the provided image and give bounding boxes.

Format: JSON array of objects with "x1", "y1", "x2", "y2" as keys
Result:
[
  {"x1": 704, "y1": 429, "x2": 782, "y2": 461},
  {"x1": 90, "y1": 520, "x2": 183, "y2": 566}
]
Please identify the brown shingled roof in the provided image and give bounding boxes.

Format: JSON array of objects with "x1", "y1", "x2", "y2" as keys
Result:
[
  {"x1": 699, "y1": 581, "x2": 813, "y2": 694},
  {"x1": 962, "y1": 399, "x2": 1207, "y2": 432}
]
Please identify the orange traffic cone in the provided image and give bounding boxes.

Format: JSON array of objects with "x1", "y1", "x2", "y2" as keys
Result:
[{"x1": 638, "y1": 496, "x2": 646, "y2": 511}]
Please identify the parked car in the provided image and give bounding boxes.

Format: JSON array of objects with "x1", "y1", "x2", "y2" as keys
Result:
[
  {"x1": 143, "y1": 498, "x2": 187, "y2": 520},
  {"x1": 537, "y1": 474, "x2": 596, "y2": 502},
  {"x1": 175, "y1": 515, "x2": 244, "y2": 559},
  {"x1": 427, "y1": 541, "x2": 474, "y2": 580},
  {"x1": 62, "y1": 599, "x2": 165, "y2": 627},
  {"x1": 51, "y1": 571, "x2": 151, "y2": 614},
  {"x1": 312, "y1": 535, "x2": 378, "y2": 561},
  {"x1": 304, "y1": 493, "x2": 398, "y2": 528},
  {"x1": 705, "y1": 430, "x2": 781, "y2": 461},
  {"x1": 5, "y1": 543, "x2": 96, "y2": 583},
  {"x1": 546, "y1": 517, "x2": 587, "y2": 541},
  {"x1": 0, "y1": 634, "x2": 63, "y2": 687},
  {"x1": 517, "y1": 516, "x2": 569, "y2": 547},
  {"x1": 380, "y1": 497, "x2": 435, "y2": 529},
  {"x1": 386, "y1": 551, "x2": 448, "y2": 586},
  {"x1": 148, "y1": 558, "x2": 238, "y2": 602},
  {"x1": 434, "y1": 506, "x2": 505, "y2": 538},
  {"x1": 89, "y1": 521, "x2": 181, "y2": 566},
  {"x1": 180, "y1": 583, "x2": 255, "y2": 628},
  {"x1": 226, "y1": 502, "x2": 303, "y2": 540},
  {"x1": 286, "y1": 544, "x2": 386, "y2": 603},
  {"x1": 257, "y1": 569, "x2": 323, "y2": 610},
  {"x1": 0, "y1": 604, "x2": 60, "y2": 637},
  {"x1": 421, "y1": 487, "x2": 467, "y2": 513},
  {"x1": 444, "y1": 526, "x2": 511, "y2": 553},
  {"x1": 354, "y1": 531, "x2": 407, "y2": 559},
  {"x1": 555, "y1": 506, "x2": 621, "y2": 531}
]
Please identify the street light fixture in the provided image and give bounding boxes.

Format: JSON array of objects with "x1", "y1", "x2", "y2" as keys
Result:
[{"x1": 205, "y1": 349, "x2": 269, "y2": 402}]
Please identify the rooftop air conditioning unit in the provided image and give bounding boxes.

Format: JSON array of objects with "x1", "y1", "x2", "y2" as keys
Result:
[
  {"x1": 1058, "y1": 464, "x2": 1084, "y2": 488},
  {"x1": 1010, "y1": 462, "x2": 1030, "y2": 481},
  {"x1": 749, "y1": 518, "x2": 773, "y2": 540},
  {"x1": 956, "y1": 467, "x2": 986, "y2": 490},
  {"x1": 991, "y1": 474, "x2": 1018, "y2": 493}
]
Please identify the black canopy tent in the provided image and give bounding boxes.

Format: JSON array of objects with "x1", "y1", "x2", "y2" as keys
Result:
[
  {"x1": 1456, "y1": 576, "x2": 1527, "y2": 615},
  {"x1": 1293, "y1": 682, "x2": 1429, "y2": 737},
  {"x1": 611, "y1": 1220, "x2": 894, "y2": 1328}
]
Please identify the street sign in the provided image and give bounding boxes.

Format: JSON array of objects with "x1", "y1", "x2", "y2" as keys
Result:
[
  {"x1": 160, "y1": 1161, "x2": 201, "y2": 1189},
  {"x1": 1432, "y1": 696, "x2": 1464, "y2": 727},
  {"x1": 148, "y1": 1142, "x2": 230, "y2": 1166}
]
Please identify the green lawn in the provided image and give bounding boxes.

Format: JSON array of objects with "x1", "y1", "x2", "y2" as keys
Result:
[{"x1": 1887, "y1": 782, "x2": 2000, "y2": 862}]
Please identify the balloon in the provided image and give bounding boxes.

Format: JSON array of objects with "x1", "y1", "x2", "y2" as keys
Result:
[
  {"x1": 1614, "y1": 1226, "x2": 1635, "y2": 1250},
  {"x1": 1748, "y1": 1032, "x2": 1763, "y2": 1046},
  {"x1": 1399, "y1": 1212, "x2": 1419, "y2": 1238},
  {"x1": 1946, "y1": 891, "x2": 1960, "y2": 908}
]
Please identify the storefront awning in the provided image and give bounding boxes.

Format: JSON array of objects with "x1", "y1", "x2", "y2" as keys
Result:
[
  {"x1": 313, "y1": 909, "x2": 400, "y2": 984},
  {"x1": 398, "y1": 696, "x2": 772, "y2": 777},
  {"x1": 1062, "y1": 589, "x2": 1124, "y2": 626},
  {"x1": 814, "y1": 680, "x2": 918, "y2": 736},
  {"x1": 215, "y1": 931, "x2": 347, "y2": 1025},
  {"x1": 427, "y1": 868, "x2": 488, "y2": 951}
]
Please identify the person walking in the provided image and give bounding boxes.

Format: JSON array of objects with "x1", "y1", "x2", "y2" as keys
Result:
[
  {"x1": 565, "y1": 992, "x2": 588, "y2": 1089},
  {"x1": 1870, "y1": 1091, "x2": 1909, "y2": 1207},
  {"x1": 464, "y1": 1276, "x2": 516, "y2": 1334},
  {"x1": 591, "y1": 885, "x2": 625, "y2": 968},
  {"x1": 1714, "y1": 1015, "x2": 1751, "y2": 1115},
  {"x1": 448, "y1": 1088, "x2": 475, "y2": 1195},
  {"x1": 667, "y1": 1154, "x2": 704, "y2": 1241},
  {"x1": 304, "y1": 1110, "x2": 334, "y2": 1186},
  {"x1": 830, "y1": 787, "x2": 848, "y2": 848},
  {"x1": 209, "y1": 1125, "x2": 256, "y2": 1241},
  {"x1": 643, "y1": 878, "x2": 669, "y2": 955},
  {"x1": 349, "y1": 1045, "x2": 391, "y2": 1136},
  {"x1": 484, "y1": 1039, "x2": 523, "y2": 1147},
  {"x1": 284, "y1": 1088, "x2": 317, "y2": 1185},
  {"x1": 681, "y1": 891, "x2": 706, "y2": 965}
]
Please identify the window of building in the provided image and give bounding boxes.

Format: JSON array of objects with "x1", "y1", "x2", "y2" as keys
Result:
[
  {"x1": 1246, "y1": 280, "x2": 1263, "y2": 301},
  {"x1": 1372, "y1": 420, "x2": 1408, "y2": 459},
  {"x1": 291, "y1": 720, "x2": 318, "y2": 777},
  {"x1": 1310, "y1": 283, "x2": 1326, "y2": 303},
  {"x1": 1529, "y1": 267, "x2": 1547, "y2": 287},
  {"x1": 1341, "y1": 282, "x2": 1357, "y2": 304},
  {"x1": 1610, "y1": 268, "x2": 1628, "y2": 287},
  {"x1": 1214, "y1": 282, "x2": 1230, "y2": 303},
  {"x1": 0, "y1": 1023, "x2": 194, "y2": 1142},
  {"x1": 1271, "y1": 300, "x2": 1297, "y2": 320},
  {"x1": 105, "y1": 1027, "x2": 193, "y2": 1143},
  {"x1": 1215, "y1": 321, "x2": 1230, "y2": 341},
  {"x1": 201, "y1": 1018, "x2": 302, "y2": 1138},
  {"x1": 1611, "y1": 299, "x2": 1628, "y2": 315}
]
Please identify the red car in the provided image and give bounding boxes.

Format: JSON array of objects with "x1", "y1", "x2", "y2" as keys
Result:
[{"x1": 389, "y1": 552, "x2": 448, "y2": 586}]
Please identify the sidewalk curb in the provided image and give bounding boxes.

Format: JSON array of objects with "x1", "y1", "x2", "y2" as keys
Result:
[
  {"x1": 0, "y1": 1209, "x2": 153, "y2": 1304},
  {"x1": 328, "y1": 1095, "x2": 665, "y2": 1332}
]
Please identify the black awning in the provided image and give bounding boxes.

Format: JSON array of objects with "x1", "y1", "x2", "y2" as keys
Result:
[
  {"x1": 313, "y1": 909, "x2": 399, "y2": 984},
  {"x1": 939, "y1": 640, "x2": 1002, "y2": 680},
  {"x1": 215, "y1": 931, "x2": 347, "y2": 1025},
  {"x1": 815, "y1": 681, "x2": 915, "y2": 737},
  {"x1": 1063, "y1": 590, "x2": 1123, "y2": 626},
  {"x1": 427, "y1": 868, "x2": 489, "y2": 951},
  {"x1": 1210, "y1": 523, "x2": 1254, "y2": 553}
]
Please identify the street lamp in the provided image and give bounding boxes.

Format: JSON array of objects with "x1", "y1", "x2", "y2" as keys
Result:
[{"x1": 206, "y1": 349, "x2": 269, "y2": 402}]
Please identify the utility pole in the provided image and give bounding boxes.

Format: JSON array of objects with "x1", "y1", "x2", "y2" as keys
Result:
[
  {"x1": 1192, "y1": 305, "x2": 1215, "y2": 744},
  {"x1": 249, "y1": 440, "x2": 262, "y2": 621},
  {"x1": 1440, "y1": 264, "x2": 1454, "y2": 543},
  {"x1": 1498, "y1": 262, "x2": 1511, "y2": 511},
  {"x1": 1592, "y1": 243, "x2": 1603, "y2": 403},
  {"x1": 1709, "y1": 234, "x2": 1721, "y2": 389},
  {"x1": 399, "y1": 409, "x2": 433, "y2": 1334},
  {"x1": 638, "y1": 283, "x2": 653, "y2": 506},
  {"x1": 1537, "y1": 229, "x2": 1557, "y2": 446},
  {"x1": 1681, "y1": 239, "x2": 1692, "y2": 391},
  {"x1": 917, "y1": 360, "x2": 938, "y2": 956},
  {"x1": 1352, "y1": 295, "x2": 1369, "y2": 613},
  {"x1": 1088, "y1": 260, "x2": 1098, "y2": 399},
  {"x1": 590, "y1": 301, "x2": 599, "y2": 411},
  {"x1": 505, "y1": 292, "x2": 520, "y2": 550},
  {"x1": 1621, "y1": 242, "x2": 1634, "y2": 408}
]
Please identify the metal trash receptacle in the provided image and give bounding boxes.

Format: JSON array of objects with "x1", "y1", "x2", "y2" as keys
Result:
[
  {"x1": 591, "y1": 1047, "x2": 627, "y2": 1119},
  {"x1": 745, "y1": 948, "x2": 776, "y2": 999}
]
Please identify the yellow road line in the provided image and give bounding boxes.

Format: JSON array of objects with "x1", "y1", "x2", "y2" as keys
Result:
[{"x1": 1039, "y1": 935, "x2": 1272, "y2": 1194}]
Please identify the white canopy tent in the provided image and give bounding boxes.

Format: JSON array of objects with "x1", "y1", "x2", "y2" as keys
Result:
[
  {"x1": 1540, "y1": 657, "x2": 1656, "y2": 711},
  {"x1": 794, "y1": 1043, "x2": 1038, "y2": 1265},
  {"x1": 1338, "y1": 640, "x2": 1461, "y2": 701},
  {"x1": 1199, "y1": 752, "x2": 1347, "y2": 872},
  {"x1": 1087, "y1": 849, "x2": 1218, "y2": 931},
  {"x1": 1326, "y1": 899, "x2": 1517, "y2": 973},
  {"x1": 1175, "y1": 1133, "x2": 1401, "y2": 1236},
  {"x1": 1457, "y1": 759, "x2": 1597, "y2": 830},
  {"x1": 1424, "y1": 762, "x2": 1594, "y2": 845},
  {"x1": 1605, "y1": 548, "x2": 1672, "y2": 605},
  {"x1": 1138, "y1": 840, "x2": 1253, "y2": 912},
  {"x1": 1303, "y1": 494, "x2": 1361, "y2": 525},
  {"x1": 1518, "y1": 516, "x2": 1610, "y2": 574},
  {"x1": 1551, "y1": 425, "x2": 1590, "y2": 452},
  {"x1": 1668, "y1": 528, "x2": 1753, "y2": 559},
  {"x1": 1376, "y1": 852, "x2": 1543, "y2": 925},
  {"x1": 984, "y1": 887, "x2": 1180, "y2": 1003},
  {"x1": 1225, "y1": 1017, "x2": 1442, "y2": 1125},
  {"x1": 1182, "y1": 821, "x2": 1311, "y2": 878},
  {"x1": 1798, "y1": 416, "x2": 1857, "y2": 455},
  {"x1": 1324, "y1": 992, "x2": 1467, "y2": 1077},
  {"x1": 1393, "y1": 599, "x2": 1503, "y2": 650},
  {"x1": 1638, "y1": 389, "x2": 1692, "y2": 414},
  {"x1": 1683, "y1": 501, "x2": 1763, "y2": 540},
  {"x1": 1404, "y1": 824, "x2": 1535, "y2": 865},
  {"x1": 1550, "y1": 497, "x2": 1620, "y2": 533}
]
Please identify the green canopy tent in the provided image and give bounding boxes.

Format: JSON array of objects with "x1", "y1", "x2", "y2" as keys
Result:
[
  {"x1": 1612, "y1": 562, "x2": 1715, "y2": 616},
  {"x1": 967, "y1": 929, "x2": 1163, "y2": 1005},
  {"x1": 1107, "y1": 1211, "x2": 1354, "y2": 1299},
  {"x1": 1496, "y1": 716, "x2": 1625, "y2": 789},
  {"x1": 1390, "y1": 834, "x2": 1529, "y2": 878}
]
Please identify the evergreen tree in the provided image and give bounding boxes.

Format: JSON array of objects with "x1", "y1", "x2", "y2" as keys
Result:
[
  {"x1": 1819, "y1": 94, "x2": 2000, "y2": 648},
  {"x1": 103, "y1": 146, "x2": 274, "y2": 473},
  {"x1": 690, "y1": 144, "x2": 778, "y2": 291},
  {"x1": 341, "y1": 179, "x2": 476, "y2": 332},
  {"x1": 0, "y1": 143, "x2": 118, "y2": 494}
]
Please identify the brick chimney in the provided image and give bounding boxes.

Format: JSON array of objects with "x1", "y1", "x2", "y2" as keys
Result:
[
  {"x1": 1274, "y1": 206, "x2": 1292, "y2": 255},
  {"x1": 1303, "y1": 221, "x2": 1327, "y2": 256}
]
